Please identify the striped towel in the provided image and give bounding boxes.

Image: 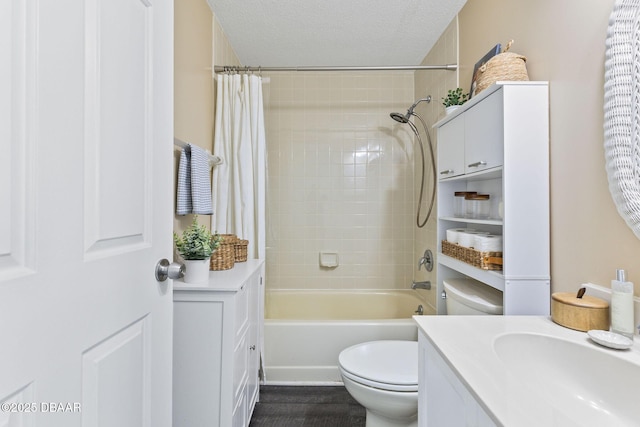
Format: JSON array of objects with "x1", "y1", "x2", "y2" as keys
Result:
[{"x1": 176, "y1": 143, "x2": 213, "y2": 215}]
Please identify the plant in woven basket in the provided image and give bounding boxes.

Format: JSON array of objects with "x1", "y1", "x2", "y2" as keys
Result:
[
  {"x1": 442, "y1": 88, "x2": 469, "y2": 107},
  {"x1": 173, "y1": 216, "x2": 215, "y2": 260}
]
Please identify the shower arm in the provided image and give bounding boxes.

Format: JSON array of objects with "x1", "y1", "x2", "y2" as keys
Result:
[{"x1": 407, "y1": 97, "x2": 432, "y2": 117}]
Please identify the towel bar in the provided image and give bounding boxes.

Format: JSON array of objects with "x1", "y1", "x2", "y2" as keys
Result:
[{"x1": 174, "y1": 138, "x2": 223, "y2": 166}]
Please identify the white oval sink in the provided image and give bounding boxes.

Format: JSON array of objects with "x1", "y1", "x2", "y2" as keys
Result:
[{"x1": 494, "y1": 332, "x2": 640, "y2": 426}]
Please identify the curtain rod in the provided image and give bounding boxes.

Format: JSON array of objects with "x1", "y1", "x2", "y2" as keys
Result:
[{"x1": 213, "y1": 64, "x2": 457, "y2": 73}]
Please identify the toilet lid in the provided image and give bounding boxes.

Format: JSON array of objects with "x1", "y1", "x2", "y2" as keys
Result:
[
  {"x1": 443, "y1": 278, "x2": 503, "y2": 314},
  {"x1": 338, "y1": 340, "x2": 418, "y2": 392}
]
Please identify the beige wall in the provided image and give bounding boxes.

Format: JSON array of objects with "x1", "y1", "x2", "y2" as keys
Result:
[
  {"x1": 211, "y1": 10, "x2": 242, "y2": 151},
  {"x1": 174, "y1": 0, "x2": 213, "y2": 152},
  {"x1": 458, "y1": 0, "x2": 640, "y2": 293},
  {"x1": 213, "y1": 16, "x2": 241, "y2": 72},
  {"x1": 264, "y1": 72, "x2": 417, "y2": 289},
  {"x1": 413, "y1": 18, "x2": 459, "y2": 312},
  {"x1": 173, "y1": 1, "x2": 240, "y2": 234},
  {"x1": 174, "y1": 0, "x2": 214, "y2": 233}
]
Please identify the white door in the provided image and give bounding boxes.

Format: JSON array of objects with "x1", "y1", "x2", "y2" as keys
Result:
[{"x1": 0, "y1": 0, "x2": 173, "y2": 426}]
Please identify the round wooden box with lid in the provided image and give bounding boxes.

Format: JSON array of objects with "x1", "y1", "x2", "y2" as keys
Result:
[{"x1": 551, "y1": 290, "x2": 610, "y2": 332}]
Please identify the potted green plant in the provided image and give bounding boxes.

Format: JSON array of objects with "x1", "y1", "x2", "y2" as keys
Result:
[
  {"x1": 442, "y1": 88, "x2": 469, "y2": 114},
  {"x1": 174, "y1": 216, "x2": 222, "y2": 284}
]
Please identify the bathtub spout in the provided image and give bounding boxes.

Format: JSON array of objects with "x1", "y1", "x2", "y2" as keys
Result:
[{"x1": 411, "y1": 280, "x2": 431, "y2": 290}]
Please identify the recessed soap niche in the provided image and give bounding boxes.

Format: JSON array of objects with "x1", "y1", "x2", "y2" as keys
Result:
[{"x1": 319, "y1": 251, "x2": 339, "y2": 268}]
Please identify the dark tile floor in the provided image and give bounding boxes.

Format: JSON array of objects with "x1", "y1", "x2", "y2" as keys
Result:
[{"x1": 249, "y1": 385, "x2": 366, "y2": 427}]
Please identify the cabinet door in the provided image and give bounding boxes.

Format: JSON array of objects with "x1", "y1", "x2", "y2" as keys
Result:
[
  {"x1": 437, "y1": 115, "x2": 465, "y2": 179},
  {"x1": 246, "y1": 269, "x2": 262, "y2": 419},
  {"x1": 419, "y1": 332, "x2": 496, "y2": 427},
  {"x1": 464, "y1": 91, "x2": 504, "y2": 173}
]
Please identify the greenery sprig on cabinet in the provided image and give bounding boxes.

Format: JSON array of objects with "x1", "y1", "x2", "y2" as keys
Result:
[
  {"x1": 173, "y1": 216, "x2": 223, "y2": 260},
  {"x1": 442, "y1": 88, "x2": 469, "y2": 107}
]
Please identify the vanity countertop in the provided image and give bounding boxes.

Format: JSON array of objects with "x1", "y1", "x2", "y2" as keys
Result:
[
  {"x1": 174, "y1": 258, "x2": 264, "y2": 292},
  {"x1": 414, "y1": 315, "x2": 640, "y2": 427}
]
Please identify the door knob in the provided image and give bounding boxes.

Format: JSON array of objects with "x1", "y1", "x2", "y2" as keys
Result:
[{"x1": 155, "y1": 259, "x2": 185, "y2": 282}]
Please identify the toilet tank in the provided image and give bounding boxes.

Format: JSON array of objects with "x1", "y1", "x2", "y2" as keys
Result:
[{"x1": 444, "y1": 278, "x2": 503, "y2": 315}]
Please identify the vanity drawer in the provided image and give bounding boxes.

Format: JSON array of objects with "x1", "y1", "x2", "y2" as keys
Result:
[
  {"x1": 235, "y1": 282, "x2": 249, "y2": 340},
  {"x1": 233, "y1": 331, "x2": 249, "y2": 404}
]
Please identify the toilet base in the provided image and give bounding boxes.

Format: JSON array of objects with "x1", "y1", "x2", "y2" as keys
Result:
[
  {"x1": 365, "y1": 410, "x2": 418, "y2": 427},
  {"x1": 341, "y1": 373, "x2": 418, "y2": 427}
]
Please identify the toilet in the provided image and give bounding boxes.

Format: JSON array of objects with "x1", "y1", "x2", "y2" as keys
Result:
[
  {"x1": 443, "y1": 277, "x2": 503, "y2": 315},
  {"x1": 339, "y1": 278, "x2": 503, "y2": 427},
  {"x1": 339, "y1": 340, "x2": 418, "y2": 427}
]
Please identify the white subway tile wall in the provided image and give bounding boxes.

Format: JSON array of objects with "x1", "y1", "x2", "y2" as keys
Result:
[
  {"x1": 212, "y1": 11, "x2": 458, "y2": 295},
  {"x1": 264, "y1": 72, "x2": 416, "y2": 289}
]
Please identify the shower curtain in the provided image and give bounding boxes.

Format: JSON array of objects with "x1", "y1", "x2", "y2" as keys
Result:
[{"x1": 212, "y1": 73, "x2": 266, "y2": 259}]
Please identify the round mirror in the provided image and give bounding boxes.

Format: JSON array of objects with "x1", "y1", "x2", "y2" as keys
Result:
[{"x1": 604, "y1": 1, "x2": 640, "y2": 240}]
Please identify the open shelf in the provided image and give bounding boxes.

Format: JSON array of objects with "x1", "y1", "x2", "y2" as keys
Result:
[
  {"x1": 439, "y1": 216, "x2": 503, "y2": 226},
  {"x1": 438, "y1": 254, "x2": 505, "y2": 292},
  {"x1": 439, "y1": 166, "x2": 503, "y2": 183}
]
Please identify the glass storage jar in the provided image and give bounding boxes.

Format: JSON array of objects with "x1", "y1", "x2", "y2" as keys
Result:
[
  {"x1": 465, "y1": 194, "x2": 491, "y2": 219},
  {"x1": 454, "y1": 191, "x2": 476, "y2": 217}
]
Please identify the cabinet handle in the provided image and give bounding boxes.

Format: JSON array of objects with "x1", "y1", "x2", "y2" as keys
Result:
[
  {"x1": 249, "y1": 345, "x2": 256, "y2": 351},
  {"x1": 468, "y1": 161, "x2": 487, "y2": 168},
  {"x1": 439, "y1": 169, "x2": 454, "y2": 175}
]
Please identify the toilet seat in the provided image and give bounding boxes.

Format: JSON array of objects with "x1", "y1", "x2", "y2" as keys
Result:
[{"x1": 338, "y1": 340, "x2": 418, "y2": 392}]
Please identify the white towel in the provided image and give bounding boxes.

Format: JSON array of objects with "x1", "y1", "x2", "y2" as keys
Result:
[{"x1": 176, "y1": 143, "x2": 213, "y2": 215}]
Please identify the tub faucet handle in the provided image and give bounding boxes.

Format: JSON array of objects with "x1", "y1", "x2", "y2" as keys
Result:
[{"x1": 418, "y1": 249, "x2": 434, "y2": 272}]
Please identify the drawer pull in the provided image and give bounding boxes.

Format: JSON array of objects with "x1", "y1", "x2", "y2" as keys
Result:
[
  {"x1": 468, "y1": 161, "x2": 487, "y2": 168},
  {"x1": 440, "y1": 169, "x2": 454, "y2": 175}
]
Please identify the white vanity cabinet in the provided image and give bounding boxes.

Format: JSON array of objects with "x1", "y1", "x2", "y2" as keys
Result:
[
  {"x1": 173, "y1": 259, "x2": 265, "y2": 427},
  {"x1": 434, "y1": 82, "x2": 550, "y2": 315},
  {"x1": 418, "y1": 330, "x2": 496, "y2": 427}
]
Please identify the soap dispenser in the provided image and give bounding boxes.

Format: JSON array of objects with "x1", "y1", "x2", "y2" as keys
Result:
[{"x1": 610, "y1": 269, "x2": 634, "y2": 339}]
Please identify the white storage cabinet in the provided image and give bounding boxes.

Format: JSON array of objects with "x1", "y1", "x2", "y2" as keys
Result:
[
  {"x1": 173, "y1": 259, "x2": 265, "y2": 427},
  {"x1": 434, "y1": 82, "x2": 550, "y2": 315}
]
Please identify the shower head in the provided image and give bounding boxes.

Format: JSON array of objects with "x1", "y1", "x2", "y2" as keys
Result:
[
  {"x1": 390, "y1": 96, "x2": 432, "y2": 124},
  {"x1": 390, "y1": 112, "x2": 410, "y2": 123}
]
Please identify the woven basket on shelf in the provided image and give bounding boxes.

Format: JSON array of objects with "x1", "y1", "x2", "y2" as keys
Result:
[
  {"x1": 210, "y1": 234, "x2": 238, "y2": 271},
  {"x1": 475, "y1": 40, "x2": 529, "y2": 95},
  {"x1": 235, "y1": 239, "x2": 249, "y2": 262},
  {"x1": 441, "y1": 240, "x2": 503, "y2": 271}
]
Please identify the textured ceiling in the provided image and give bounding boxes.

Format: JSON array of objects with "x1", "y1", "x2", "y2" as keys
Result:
[{"x1": 206, "y1": 0, "x2": 468, "y2": 67}]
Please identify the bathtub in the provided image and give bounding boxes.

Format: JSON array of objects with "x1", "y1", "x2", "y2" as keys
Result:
[{"x1": 263, "y1": 289, "x2": 432, "y2": 385}]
